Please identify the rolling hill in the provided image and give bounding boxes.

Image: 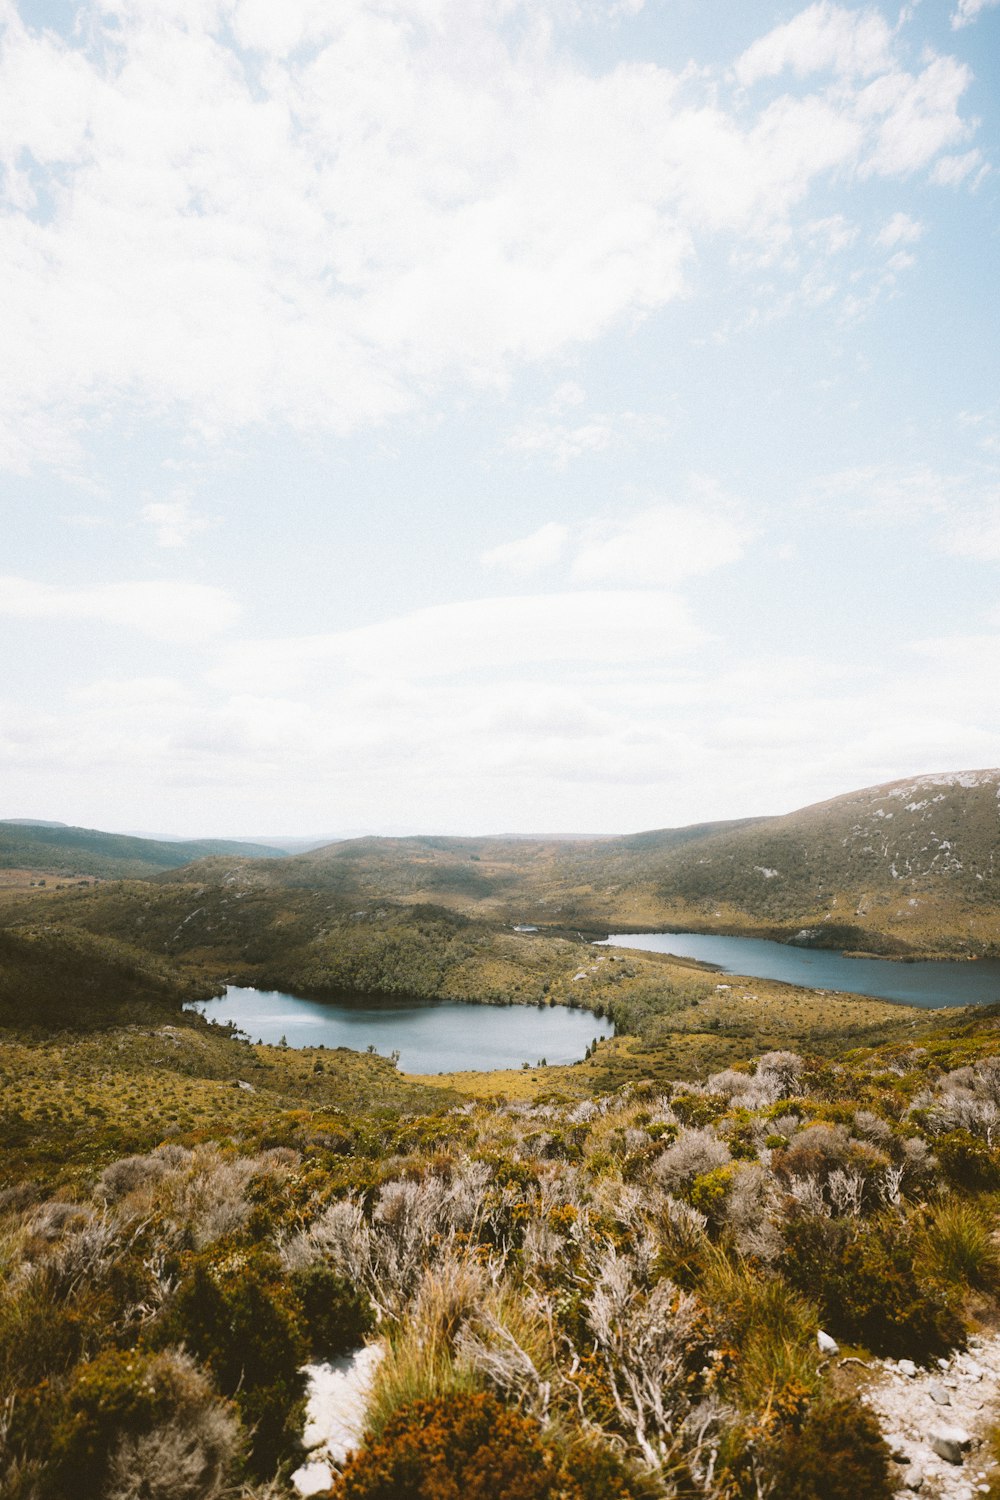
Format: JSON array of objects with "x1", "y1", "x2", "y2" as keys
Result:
[
  {"x1": 0, "y1": 821, "x2": 288, "y2": 880},
  {"x1": 6, "y1": 771, "x2": 1000, "y2": 983},
  {"x1": 152, "y1": 768, "x2": 1000, "y2": 953}
]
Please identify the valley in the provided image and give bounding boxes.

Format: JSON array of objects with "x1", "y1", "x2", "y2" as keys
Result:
[{"x1": 4, "y1": 771, "x2": 1000, "y2": 1500}]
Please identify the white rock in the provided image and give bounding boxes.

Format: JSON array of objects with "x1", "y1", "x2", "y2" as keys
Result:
[
  {"x1": 897, "y1": 1358, "x2": 918, "y2": 1378},
  {"x1": 901, "y1": 1465, "x2": 923, "y2": 1492},
  {"x1": 928, "y1": 1380, "x2": 952, "y2": 1405},
  {"x1": 292, "y1": 1459, "x2": 335, "y2": 1497},
  {"x1": 930, "y1": 1426, "x2": 973, "y2": 1465},
  {"x1": 301, "y1": 1343, "x2": 384, "y2": 1464},
  {"x1": 817, "y1": 1329, "x2": 839, "y2": 1354}
]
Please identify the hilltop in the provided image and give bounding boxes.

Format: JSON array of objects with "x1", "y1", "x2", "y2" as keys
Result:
[
  {"x1": 146, "y1": 769, "x2": 1000, "y2": 955},
  {"x1": 0, "y1": 820, "x2": 288, "y2": 881}
]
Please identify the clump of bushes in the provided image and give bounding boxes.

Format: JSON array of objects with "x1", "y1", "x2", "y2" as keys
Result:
[
  {"x1": 22, "y1": 1347, "x2": 240, "y2": 1500},
  {"x1": 653, "y1": 1126, "x2": 731, "y2": 1193},
  {"x1": 330, "y1": 1391, "x2": 649, "y2": 1500},
  {"x1": 780, "y1": 1213, "x2": 964, "y2": 1360},
  {"x1": 756, "y1": 1392, "x2": 894, "y2": 1500},
  {"x1": 154, "y1": 1249, "x2": 307, "y2": 1475},
  {"x1": 933, "y1": 1128, "x2": 1000, "y2": 1191},
  {"x1": 290, "y1": 1263, "x2": 374, "y2": 1356}
]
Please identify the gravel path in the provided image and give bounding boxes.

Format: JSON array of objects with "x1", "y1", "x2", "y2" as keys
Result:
[{"x1": 860, "y1": 1333, "x2": 1000, "y2": 1498}]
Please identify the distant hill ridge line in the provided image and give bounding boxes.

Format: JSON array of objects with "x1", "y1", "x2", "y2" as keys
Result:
[
  {"x1": 6, "y1": 769, "x2": 1000, "y2": 955},
  {"x1": 0, "y1": 821, "x2": 290, "y2": 879}
]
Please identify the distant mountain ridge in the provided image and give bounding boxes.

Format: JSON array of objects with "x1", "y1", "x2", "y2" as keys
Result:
[
  {"x1": 8, "y1": 769, "x2": 1000, "y2": 954},
  {"x1": 153, "y1": 769, "x2": 1000, "y2": 953},
  {"x1": 1, "y1": 819, "x2": 70, "y2": 829},
  {"x1": 0, "y1": 821, "x2": 289, "y2": 879}
]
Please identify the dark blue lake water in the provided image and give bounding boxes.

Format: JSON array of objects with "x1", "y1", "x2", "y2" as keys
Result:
[
  {"x1": 189, "y1": 987, "x2": 612, "y2": 1072},
  {"x1": 601, "y1": 933, "x2": 1000, "y2": 1009}
]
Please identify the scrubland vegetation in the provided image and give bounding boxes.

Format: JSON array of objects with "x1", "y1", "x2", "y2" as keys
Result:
[
  {"x1": 4, "y1": 965, "x2": 1000, "y2": 1498},
  {"x1": 4, "y1": 774, "x2": 1000, "y2": 1498}
]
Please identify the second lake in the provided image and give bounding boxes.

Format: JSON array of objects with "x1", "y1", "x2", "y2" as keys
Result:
[
  {"x1": 602, "y1": 932, "x2": 1000, "y2": 1009},
  {"x1": 189, "y1": 987, "x2": 613, "y2": 1073}
]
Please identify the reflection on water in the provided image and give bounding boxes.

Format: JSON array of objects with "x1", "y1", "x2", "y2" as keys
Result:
[{"x1": 189, "y1": 986, "x2": 612, "y2": 1072}]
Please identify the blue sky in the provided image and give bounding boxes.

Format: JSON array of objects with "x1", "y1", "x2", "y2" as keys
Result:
[{"x1": 1, "y1": 0, "x2": 998, "y2": 837}]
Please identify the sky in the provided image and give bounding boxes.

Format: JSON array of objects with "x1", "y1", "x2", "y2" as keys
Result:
[{"x1": 1, "y1": 0, "x2": 999, "y2": 838}]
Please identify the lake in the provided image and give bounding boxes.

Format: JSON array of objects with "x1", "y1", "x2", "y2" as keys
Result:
[
  {"x1": 189, "y1": 987, "x2": 612, "y2": 1072},
  {"x1": 601, "y1": 932, "x2": 1000, "y2": 1009}
]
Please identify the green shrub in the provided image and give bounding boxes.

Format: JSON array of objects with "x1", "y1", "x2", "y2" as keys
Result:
[
  {"x1": 780, "y1": 1214, "x2": 964, "y2": 1360},
  {"x1": 918, "y1": 1199, "x2": 1000, "y2": 1292},
  {"x1": 40, "y1": 1347, "x2": 239, "y2": 1500},
  {"x1": 688, "y1": 1165, "x2": 734, "y2": 1223},
  {"x1": 331, "y1": 1391, "x2": 647, "y2": 1499},
  {"x1": 289, "y1": 1264, "x2": 373, "y2": 1357},
  {"x1": 934, "y1": 1129, "x2": 1000, "y2": 1191},
  {"x1": 701, "y1": 1252, "x2": 818, "y2": 1411},
  {"x1": 759, "y1": 1393, "x2": 894, "y2": 1500},
  {"x1": 155, "y1": 1250, "x2": 305, "y2": 1475},
  {"x1": 671, "y1": 1093, "x2": 726, "y2": 1127}
]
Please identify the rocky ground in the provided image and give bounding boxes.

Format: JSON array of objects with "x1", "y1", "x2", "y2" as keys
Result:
[
  {"x1": 859, "y1": 1331, "x2": 1000, "y2": 1499},
  {"x1": 291, "y1": 1345, "x2": 384, "y2": 1498}
]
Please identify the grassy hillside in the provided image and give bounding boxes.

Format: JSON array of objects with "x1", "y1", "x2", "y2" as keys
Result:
[
  {"x1": 0, "y1": 924, "x2": 217, "y2": 1030},
  {"x1": 0, "y1": 1018, "x2": 459, "y2": 1188},
  {"x1": 149, "y1": 770, "x2": 1000, "y2": 954},
  {"x1": 153, "y1": 819, "x2": 761, "y2": 913},
  {"x1": 0, "y1": 821, "x2": 288, "y2": 880},
  {"x1": 3, "y1": 978, "x2": 1000, "y2": 1499},
  {"x1": 8, "y1": 767, "x2": 999, "y2": 953},
  {"x1": 637, "y1": 769, "x2": 1000, "y2": 949}
]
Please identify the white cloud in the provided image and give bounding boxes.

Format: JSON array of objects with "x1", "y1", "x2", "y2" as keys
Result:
[
  {"x1": 8, "y1": 614, "x2": 1000, "y2": 836},
  {"x1": 507, "y1": 384, "x2": 670, "y2": 468},
  {"x1": 804, "y1": 463, "x2": 1000, "y2": 563},
  {"x1": 214, "y1": 589, "x2": 703, "y2": 694},
  {"x1": 951, "y1": 0, "x2": 1000, "y2": 28},
  {"x1": 481, "y1": 497, "x2": 749, "y2": 586},
  {"x1": 931, "y1": 149, "x2": 987, "y2": 187},
  {"x1": 141, "y1": 495, "x2": 209, "y2": 548},
  {"x1": 735, "y1": 4, "x2": 894, "y2": 86},
  {"x1": 571, "y1": 502, "x2": 748, "y2": 586},
  {"x1": 807, "y1": 463, "x2": 962, "y2": 518},
  {"x1": 859, "y1": 56, "x2": 973, "y2": 178},
  {"x1": 508, "y1": 417, "x2": 615, "y2": 467},
  {"x1": 0, "y1": 576, "x2": 239, "y2": 642},
  {"x1": 482, "y1": 523, "x2": 568, "y2": 575},
  {"x1": 806, "y1": 214, "x2": 858, "y2": 254},
  {"x1": 0, "y1": 0, "x2": 981, "y2": 467},
  {"x1": 875, "y1": 211, "x2": 924, "y2": 248},
  {"x1": 72, "y1": 675, "x2": 192, "y2": 709}
]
